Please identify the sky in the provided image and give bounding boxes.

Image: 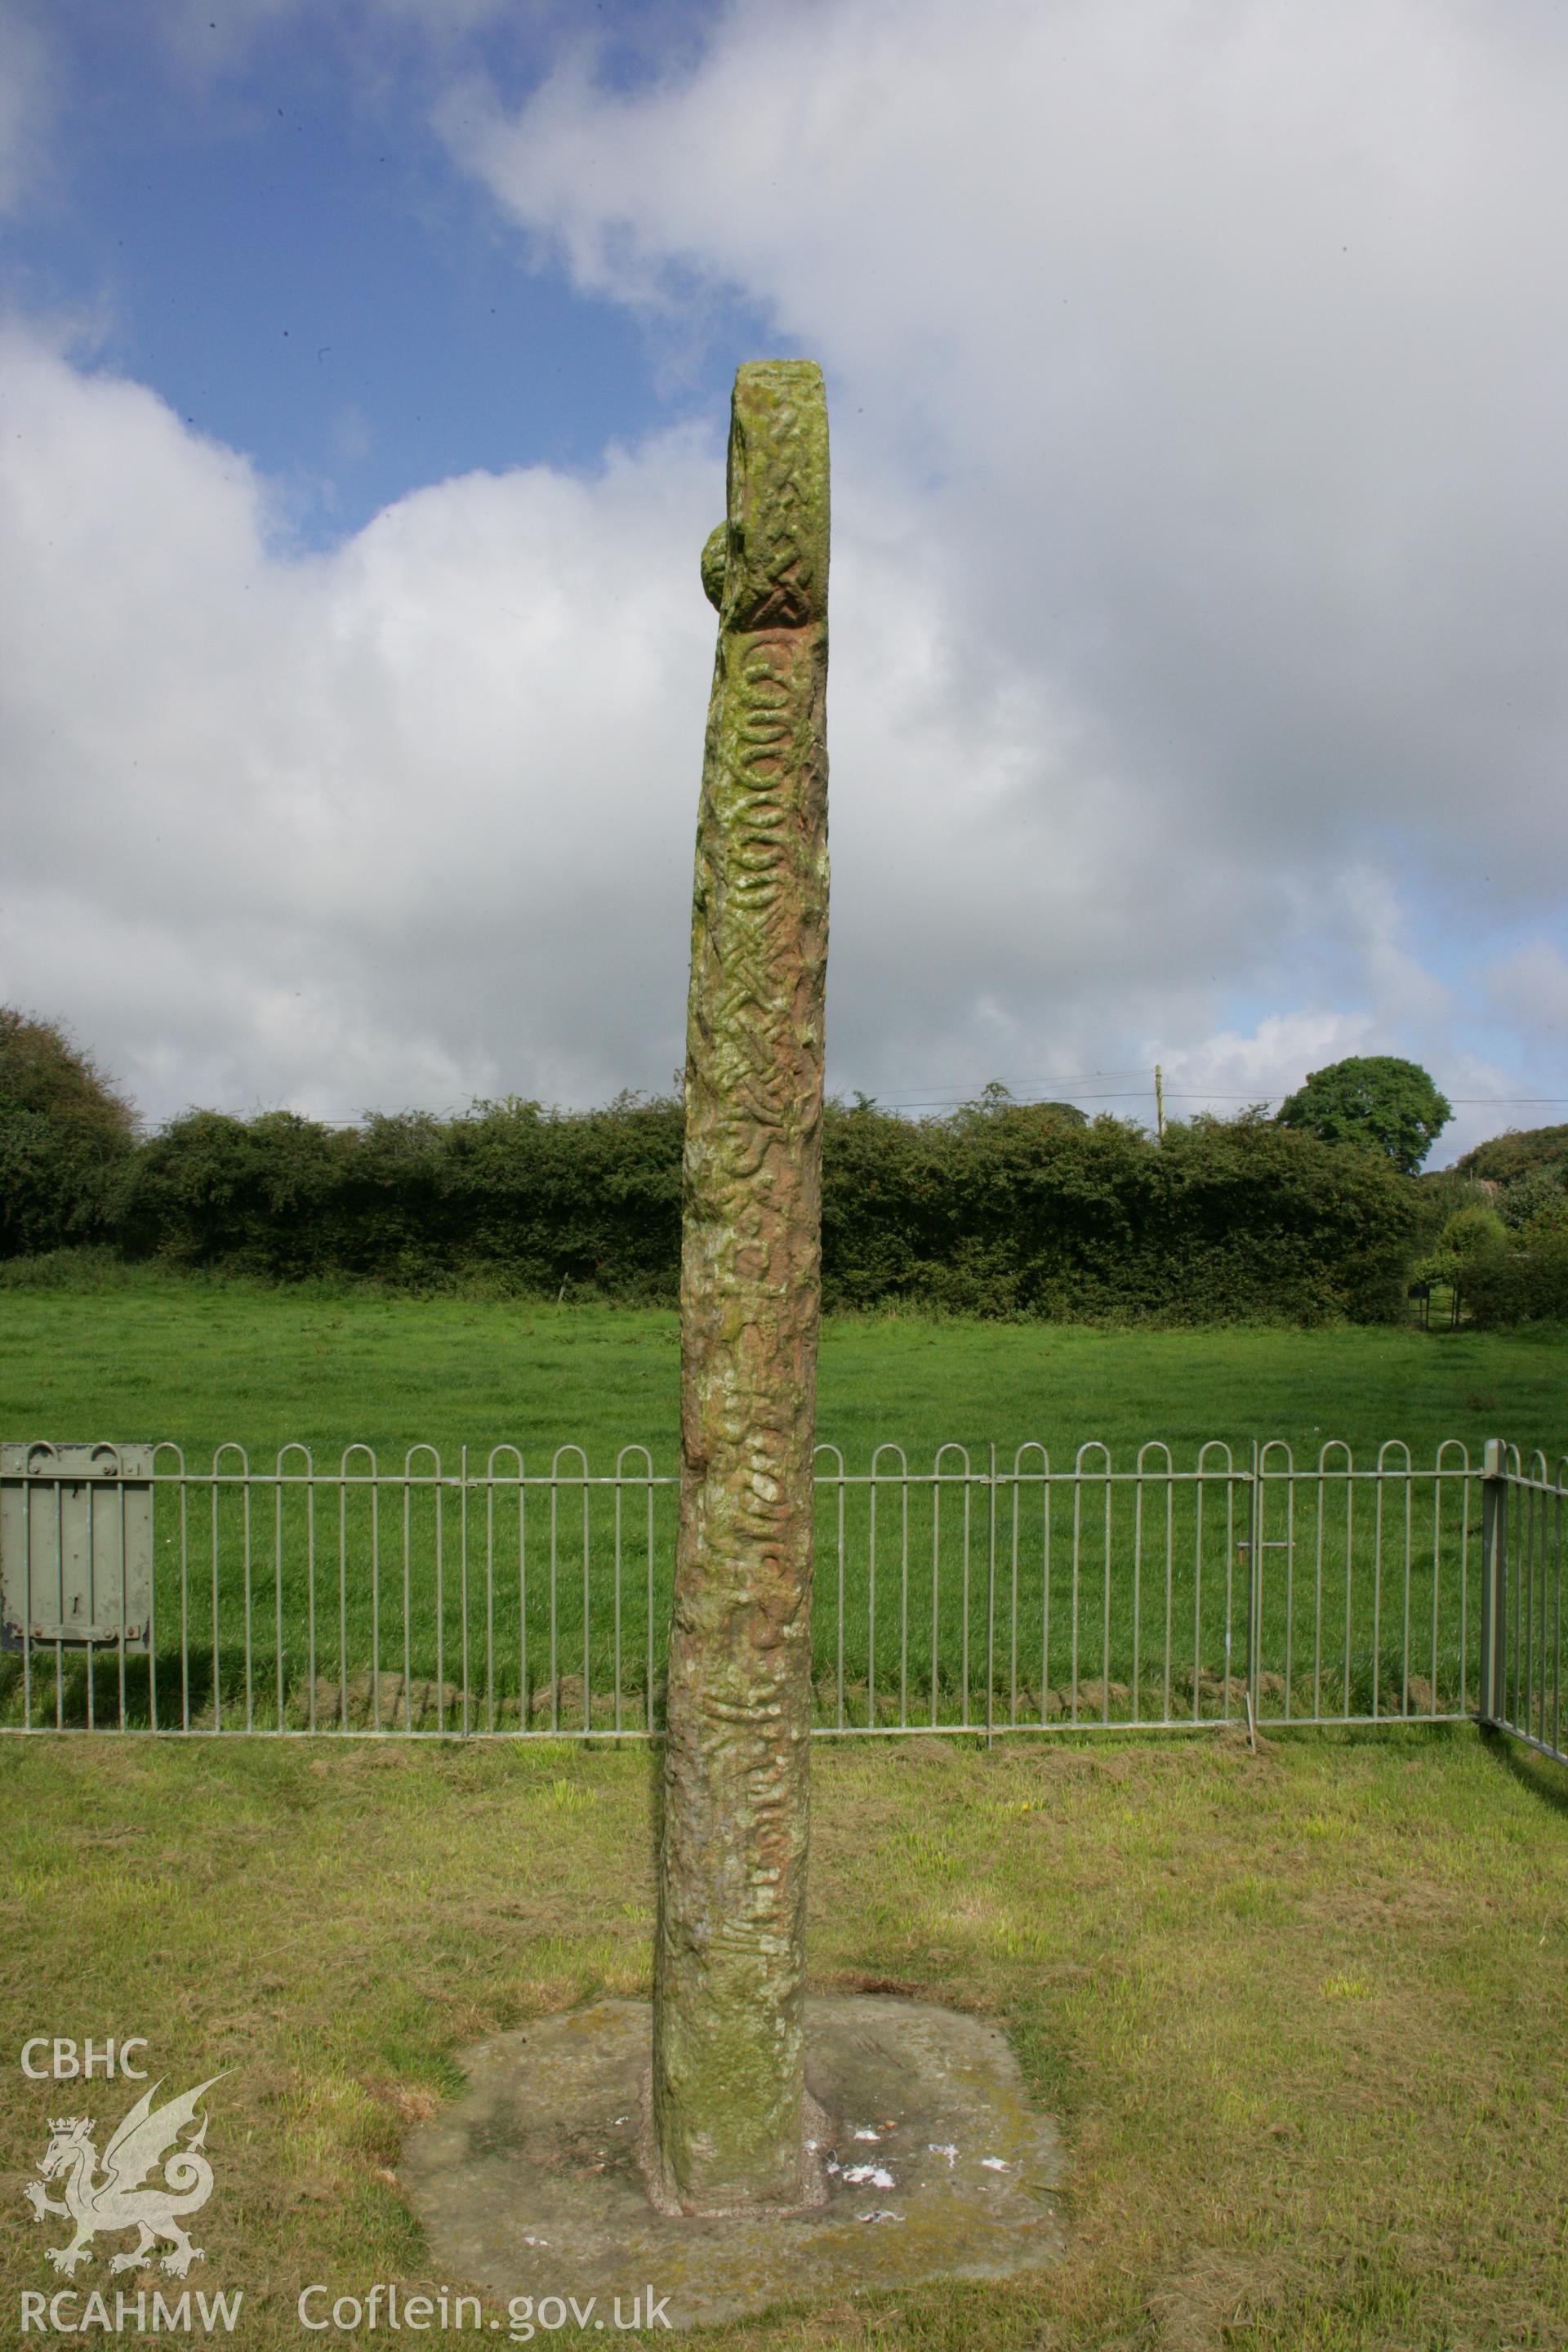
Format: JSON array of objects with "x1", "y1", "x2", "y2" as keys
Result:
[{"x1": 2, "y1": 0, "x2": 1566, "y2": 1165}]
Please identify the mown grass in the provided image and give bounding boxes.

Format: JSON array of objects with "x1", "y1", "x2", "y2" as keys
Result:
[
  {"x1": 1, "y1": 1727, "x2": 1565, "y2": 2349},
  {"x1": 1, "y1": 1267, "x2": 1564, "y2": 1469}
]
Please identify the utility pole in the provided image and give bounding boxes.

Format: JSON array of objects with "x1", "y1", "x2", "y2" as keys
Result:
[{"x1": 1154, "y1": 1063, "x2": 1165, "y2": 1141}]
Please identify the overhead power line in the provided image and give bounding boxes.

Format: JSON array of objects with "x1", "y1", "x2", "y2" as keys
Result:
[
  {"x1": 863, "y1": 1087, "x2": 1568, "y2": 1114},
  {"x1": 194, "y1": 1087, "x2": 1568, "y2": 1127}
]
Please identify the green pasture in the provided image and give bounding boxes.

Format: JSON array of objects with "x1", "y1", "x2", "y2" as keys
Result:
[
  {"x1": 2, "y1": 1267, "x2": 1566, "y2": 1464},
  {"x1": 1, "y1": 1281, "x2": 1562, "y2": 1735}
]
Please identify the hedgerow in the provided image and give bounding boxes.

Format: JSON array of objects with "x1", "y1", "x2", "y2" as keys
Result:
[{"x1": 92, "y1": 1091, "x2": 1418, "y2": 1323}]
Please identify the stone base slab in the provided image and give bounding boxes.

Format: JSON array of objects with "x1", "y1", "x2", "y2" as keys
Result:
[{"x1": 399, "y1": 1994, "x2": 1065, "y2": 2330}]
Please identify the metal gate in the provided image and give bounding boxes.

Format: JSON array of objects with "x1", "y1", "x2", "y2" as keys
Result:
[{"x1": 0, "y1": 1436, "x2": 1560, "y2": 1757}]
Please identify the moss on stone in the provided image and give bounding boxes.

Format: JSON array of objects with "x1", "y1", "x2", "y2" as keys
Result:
[{"x1": 652, "y1": 361, "x2": 831, "y2": 2214}]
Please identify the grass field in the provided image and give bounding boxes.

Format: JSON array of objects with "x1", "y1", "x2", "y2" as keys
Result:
[
  {"x1": 2, "y1": 1726, "x2": 1565, "y2": 2349},
  {"x1": 2, "y1": 1285, "x2": 1566, "y2": 2344},
  {"x1": 2, "y1": 1269, "x2": 1566, "y2": 1468},
  {"x1": 2, "y1": 1284, "x2": 1563, "y2": 1739}
]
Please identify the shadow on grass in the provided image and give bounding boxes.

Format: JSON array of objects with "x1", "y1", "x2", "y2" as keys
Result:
[{"x1": 1479, "y1": 1721, "x2": 1568, "y2": 1818}]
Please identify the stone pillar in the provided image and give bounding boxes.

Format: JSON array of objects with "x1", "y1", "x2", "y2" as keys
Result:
[{"x1": 650, "y1": 360, "x2": 830, "y2": 2215}]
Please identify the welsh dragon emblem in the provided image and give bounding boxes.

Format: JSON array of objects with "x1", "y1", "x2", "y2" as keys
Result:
[{"x1": 24, "y1": 2074, "x2": 225, "y2": 2278}]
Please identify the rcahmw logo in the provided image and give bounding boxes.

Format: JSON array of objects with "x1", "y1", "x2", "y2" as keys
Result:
[
  {"x1": 18, "y1": 2038, "x2": 240, "y2": 2333},
  {"x1": 20, "y1": 2287, "x2": 242, "y2": 2336}
]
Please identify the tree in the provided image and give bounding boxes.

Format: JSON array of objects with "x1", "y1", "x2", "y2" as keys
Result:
[
  {"x1": 949, "y1": 1080, "x2": 1088, "y2": 1133},
  {"x1": 1431, "y1": 1203, "x2": 1508, "y2": 1265},
  {"x1": 1454, "y1": 1122, "x2": 1568, "y2": 1186},
  {"x1": 1276, "y1": 1055, "x2": 1451, "y2": 1175},
  {"x1": 1497, "y1": 1162, "x2": 1568, "y2": 1240},
  {"x1": 0, "y1": 1008, "x2": 137, "y2": 1255}
]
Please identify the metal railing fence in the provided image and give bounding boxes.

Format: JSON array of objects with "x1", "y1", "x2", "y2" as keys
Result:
[
  {"x1": 1480, "y1": 1441, "x2": 1566, "y2": 1766},
  {"x1": 0, "y1": 1437, "x2": 1561, "y2": 1763}
]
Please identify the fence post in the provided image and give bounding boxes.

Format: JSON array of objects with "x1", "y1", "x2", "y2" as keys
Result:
[
  {"x1": 1478, "y1": 1438, "x2": 1508, "y2": 1729},
  {"x1": 1244, "y1": 1440, "x2": 1262, "y2": 1743},
  {"x1": 984, "y1": 1443, "x2": 996, "y2": 1748}
]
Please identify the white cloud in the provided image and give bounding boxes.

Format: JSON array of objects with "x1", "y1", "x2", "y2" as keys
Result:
[
  {"x1": 1, "y1": 301, "x2": 1560, "y2": 1158},
  {"x1": 0, "y1": 323, "x2": 720, "y2": 1123},
  {"x1": 5, "y1": 0, "x2": 1568, "y2": 1156},
  {"x1": 434, "y1": 0, "x2": 1568, "y2": 1147},
  {"x1": 1151, "y1": 1018, "x2": 1542, "y2": 1165},
  {"x1": 448, "y1": 0, "x2": 1568, "y2": 894},
  {"x1": 1156, "y1": 1013, "x2": 1379, "y2": 1116},
  {"x1": 3, "y1": 318, "x2": 1173, "y2": 1129}
]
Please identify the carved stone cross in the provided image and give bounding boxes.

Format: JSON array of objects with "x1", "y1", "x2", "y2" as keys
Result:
[{"x1": 649, "y1": 360, "x2": 831, "y2": 2215}]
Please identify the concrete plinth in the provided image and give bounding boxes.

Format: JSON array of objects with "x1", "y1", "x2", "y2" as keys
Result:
[{"x1": 399, "y1": 1995, "x2": 1064, "y2": 2331}]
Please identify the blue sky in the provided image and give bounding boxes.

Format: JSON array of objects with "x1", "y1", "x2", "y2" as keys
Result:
[
  {"x1": 2, "y1": 0, "x2": 1567, "y2": 1163},
  {"x1": 9, "y1": 2, "x2": 752, "y2": 541}
]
